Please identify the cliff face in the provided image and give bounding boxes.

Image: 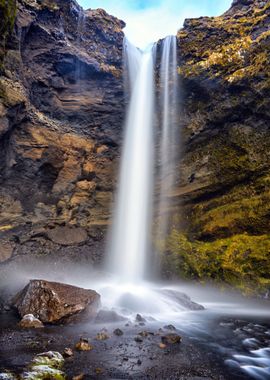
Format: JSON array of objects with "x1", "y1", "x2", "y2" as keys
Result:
[
  {"x1": 0, "y1": 0, "x2": 125, "y2": 267},
  {"x1": 164, "y1": 0, "x2": 270, "y2": 295}
]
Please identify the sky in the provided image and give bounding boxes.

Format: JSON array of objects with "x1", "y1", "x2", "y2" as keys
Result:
[{"x1": 78, "y1": 0, "x2": 233, "y2": 48}]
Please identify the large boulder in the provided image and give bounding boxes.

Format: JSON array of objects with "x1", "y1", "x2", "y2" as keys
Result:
[{"x1": 13, "y1": 280, "x2": 100, "y2": 323}]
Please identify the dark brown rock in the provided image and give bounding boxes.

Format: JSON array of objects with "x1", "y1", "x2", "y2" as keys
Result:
[
  {"x1": 47, "y1": 226, "x2": 88, "y2": 246},
  {"x1": 161, "y1": 334, "x2": 182, "y2": 345},
  {"x1": 0, "y1": 0, "x2": 125, "y2": 261},
  {"x1": 13, "y1": 279, "x2": 101, "y2": 323},
  {"x1": 113, "y1": 328, "x2": 124, "y2": 336},
  {"x1": 63, "y1": 347, "x2": 74, "y2": 358}
]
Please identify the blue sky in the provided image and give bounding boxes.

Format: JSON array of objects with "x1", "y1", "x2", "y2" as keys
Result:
[{"x1": 78, "y1": 0, "x2": 233, "y2": 48}]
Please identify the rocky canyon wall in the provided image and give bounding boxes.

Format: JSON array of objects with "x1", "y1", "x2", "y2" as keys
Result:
[
  {"x1": 164, "y1": 0, "x2": 270, "y2": 295},
  {"x1": 0, "y1": 0, "x2": 125, "y2": 286}
]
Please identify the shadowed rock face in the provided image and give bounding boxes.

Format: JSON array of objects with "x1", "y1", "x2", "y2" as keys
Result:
[
  {"x1": 162, "y1": 0, "x2": 270, "y2": 295},
  {"x1": 0, "y1": 0, "x2": 125, "y2": 269},
  {"x1": 13, "y1": 279, "x2": 101, "y2": 323}
]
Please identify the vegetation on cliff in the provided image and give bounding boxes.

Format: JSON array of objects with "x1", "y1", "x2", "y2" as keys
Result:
[
  {"x1": 165, "y1": 0, "x2": 270, "y2": 295},
  {"x1": 0, "y1": 0, "x2": 16, "y2": 66},
  {"x1": 162, "y1": 230, "x2": 270, "y2": 295}
]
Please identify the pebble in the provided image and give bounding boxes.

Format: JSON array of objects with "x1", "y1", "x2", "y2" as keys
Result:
[
  {"x1": 75, "y1": 339, "x2": 93, "y2": 351},
  {"x1": 134, "y1": 336, "x2": 143, "y2": 343},
  {"x1": 113, "y1": 328, "x2": 124, "y2": 336},
  {"x1": 63, "y1": 347, "x2": 74, "y2": 357}
]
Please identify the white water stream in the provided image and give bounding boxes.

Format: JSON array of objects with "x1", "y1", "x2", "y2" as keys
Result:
[
  {"x1": 157, "y1": 35, "x2": 178, "y2": 239},
  {"x1": 107, "y1": 39, "x2": 155, "y2": 282}
]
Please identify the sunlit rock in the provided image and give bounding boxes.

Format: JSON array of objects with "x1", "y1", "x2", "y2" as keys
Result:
[
  {"x1": 13, "y1": 279, "x2": 100, "y2": 323},
  {"x1": 75, "y1": 338, "x2": 93, "y2": 351},
  {"x1": 18, "y1": 314, "x2": 44, "y2": 329}
]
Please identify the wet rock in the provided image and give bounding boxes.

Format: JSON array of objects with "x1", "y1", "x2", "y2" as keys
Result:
[
  {"x1": 135, "y1": 314, "x2": 146, "y2": 322},
  {"x1": 75, "y1": 338, "x2": 93, "y2": 351},
  {"x1": 161, "y1": 333, "x2": 182, "y2": 344},
  {"x1": 18, "y1": 314, "x2": 44, "y2": 329},
  {"x1": 113, "y1": 328, "x2": 124, "y2": 336},
  {"x1": 73, "y1": 375, "x2": 84, "y2": 380},
  {"x1": 95, "y1": 331, "x2": 110, "y2": 340},
  {"x1": 164, "y1": 324, "x2": 176, "y2": 331},
  {"x1": 161, "y1": 289, "x2": 204, "y2": 311},
  {"x1": 0, "y1": 372, "x2": 16, "y2": 380},
  {"x1": 134, "y1": 336, "x2": 143, "y2": 343},
  {"x1": 63, "y1": 347, "x2": 74, "y2": 358},
  {"x1": 47, "y1": 226, "x2": 88, "y2": 246},
  {"x1": 22, "y1": 351, "x2": 65, "y2": 380},
  {"x1": 31, "y1": 351, "x2": 64, "y2": 368},
  {"x1": 158, "y1": 343, "x2": 167, "y2": 349},
  {"x1": 13, "y1": 280, "x2": 100, "y2": 323},
  {"x1": 95, "y1": 309, "x2": 126, "y2": 323}
]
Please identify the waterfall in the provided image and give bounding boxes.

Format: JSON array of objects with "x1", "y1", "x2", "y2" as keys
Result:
[
  {"x1": 157, "y1": 36, "x2": 178, "y2": 242},
  {"x1": 107, "y1": 39, "x2": 155, "y2": 282}
]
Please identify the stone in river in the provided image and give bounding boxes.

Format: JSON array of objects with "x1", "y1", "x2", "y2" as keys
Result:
[
  {"x1": 13, "y1": 279, "x2": 100, "y2": 324},
  {"x1": 113, "y1": 328, "x2": 124, "y2": 336},
  {"x1": 161, "y1": 333, "x2": 182, "y2": 344},
  {"x1": 75, "y1": 338, "x2": 93, "y2": 351},
  {"x1": 18, "y1": 314, "x2": 44, "y2": 329}
]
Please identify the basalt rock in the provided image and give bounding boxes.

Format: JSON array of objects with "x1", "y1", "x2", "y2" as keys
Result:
[
  {"x1": 0, "y1": 0, "x2": 125, "y2": 269},
  {"x1": 162, "y1": 0, "x2": 270, "y2": 295},
  {"x1": 13, "y1": 279, "x2": 101, "y2": 323}
]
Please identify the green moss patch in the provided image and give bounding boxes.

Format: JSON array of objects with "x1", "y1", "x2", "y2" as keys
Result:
[{"x1": 163, "y1": 230, "x2": 270, "y2": 296}]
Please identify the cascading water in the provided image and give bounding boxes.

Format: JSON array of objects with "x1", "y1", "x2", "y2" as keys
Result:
[
  {"x1": 157, "y1": 35, "x2": 178, "y2": 241},
  {"x1": 100, "y1": 38, "x2": 189, "y2": 317},
  {"x1": 107, "y1": 39, "x2": 155, "y2": 282}
]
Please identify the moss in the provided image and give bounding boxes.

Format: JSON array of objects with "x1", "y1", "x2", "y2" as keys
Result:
[
  {"x1": 0, "y1": 0, "x2": 16, "y2": 36},
  {"x1": 0, "y1": 0, "x2": 16, "y2": 41},
  {"x1": 163, "y1": 230, "x2": 270, "y2": 295},
  {"x1": 178, "y1": 2, "x2": 270, "y2": 85},
  {"x1": 38, "y1": 0, "x2": 59, "y2": 12},
  {"x1": 23, "y1": 352, "x2": 66, "y2": 380},
  {"x1": 193, "y1": 189, "x2": 270, "y2": 237},
  {"x1": 0, "y1": 0, "x2": 16, "y2": 67}
]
